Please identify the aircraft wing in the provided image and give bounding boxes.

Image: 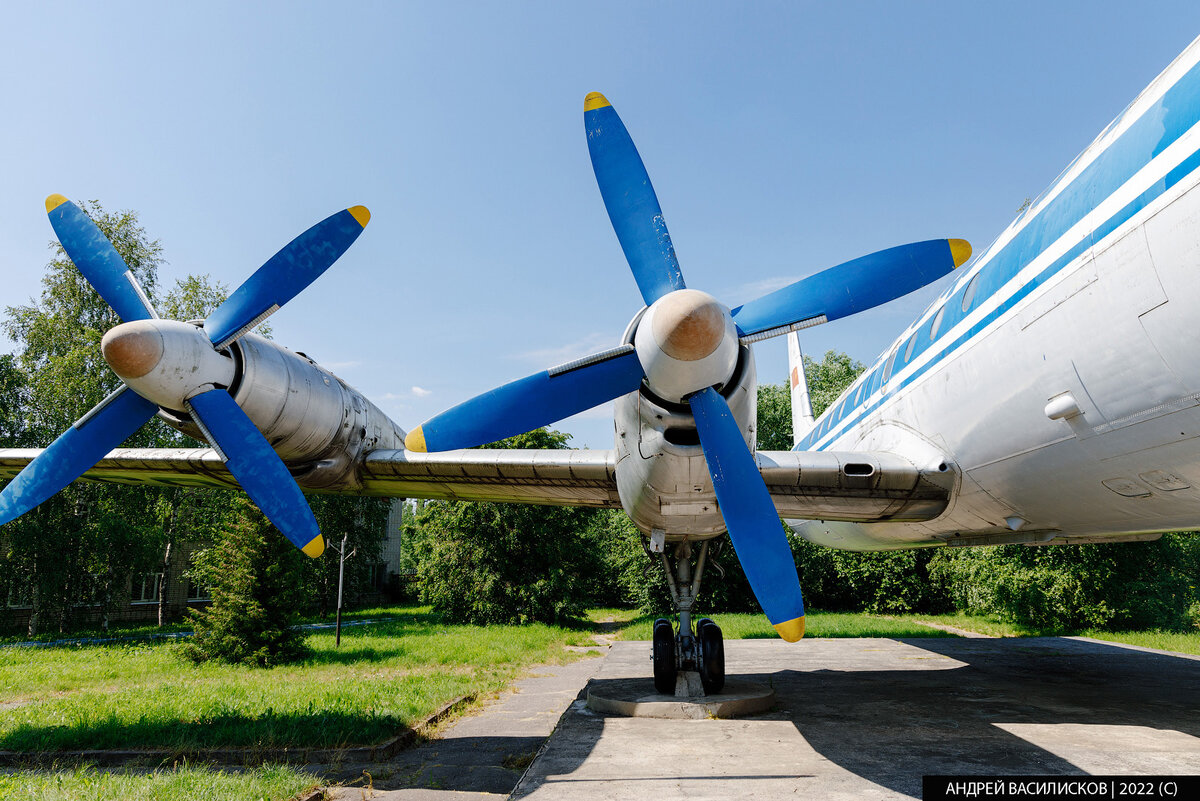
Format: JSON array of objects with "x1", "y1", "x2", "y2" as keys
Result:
[
  {"x1": 0, "y1": 447, "x2": 623, "y2": 508},
  {"x1": 0, "y1": 447, "x2": 952, "y2": 520}
]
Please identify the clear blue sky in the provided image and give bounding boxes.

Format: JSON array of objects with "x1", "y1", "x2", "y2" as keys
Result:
[{"x1": 2, "y1": 3, "x2": 1198, "y2": 448}]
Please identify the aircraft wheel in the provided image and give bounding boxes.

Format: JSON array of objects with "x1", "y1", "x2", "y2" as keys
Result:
[
  {"x1": 698, "y1": 619, "x2": 725, "y2": 694},
  {"x1": 652, "y1": 618, "x2": 677, "y2": 694}
]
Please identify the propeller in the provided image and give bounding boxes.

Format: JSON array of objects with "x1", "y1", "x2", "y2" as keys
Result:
[
  {"x1": 0, "y1": 196, "x2": 371, "y2": 558},
  {"x1": 407, "y1": 92, "x2": 971, "y2": 640}
]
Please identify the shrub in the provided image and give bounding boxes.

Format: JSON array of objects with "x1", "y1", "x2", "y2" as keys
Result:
[
  {"x1": 928, "y1": 536, "x2": 1199, "y2": 631},
  {"x1": 183, "y1": 497, "x2": 310, "y2": 667}
]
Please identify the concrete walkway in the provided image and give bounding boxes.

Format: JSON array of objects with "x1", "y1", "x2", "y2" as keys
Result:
[
  {"x1": 513, "y1": 637, "x2": 1200, "y2": 800},
  {"x1": 324, "y1": 654, "x2": 604, "y2": 800}
]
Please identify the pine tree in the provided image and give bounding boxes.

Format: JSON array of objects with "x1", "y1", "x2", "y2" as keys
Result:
[{"x1": 184, "y1": 496, "x2": 310, "y2": 667}]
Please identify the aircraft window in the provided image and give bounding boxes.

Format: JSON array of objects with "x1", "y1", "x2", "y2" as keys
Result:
[
  {"x1": 903, "y1": 334, "x2": 916, "y2": 363},
  {"x1": 882, "y1": 346, "x2": 899, "y2": 385},
  {"x1": 961, "y1": 273, "x2": 981, "y2": 312},
  {"x1": 930, "y1": 305, "x2": 946, "y2": 340}
]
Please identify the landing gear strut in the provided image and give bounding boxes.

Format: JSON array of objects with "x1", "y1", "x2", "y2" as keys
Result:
[{"x1": 647, "y1": 538, "x2": 726, "y2": 695}]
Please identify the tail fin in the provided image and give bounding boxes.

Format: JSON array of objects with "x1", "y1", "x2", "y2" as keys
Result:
[{"x1": 787, "y1": 331, "x2": 815, "y2": 446}]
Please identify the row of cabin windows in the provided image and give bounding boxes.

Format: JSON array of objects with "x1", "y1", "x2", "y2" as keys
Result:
[{"x1": 812, "y1": 270, "x2": 984, "y2": 443}]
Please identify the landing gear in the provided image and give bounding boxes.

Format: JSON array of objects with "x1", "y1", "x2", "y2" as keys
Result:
[
  {"x1": 652, "y1": 618, "x2": 677, "y2": 693},
  {"x1": 697, "y1": 618, "x2": 725, "y2": 694},
  {"x1": 645, "y1": 537, "x2": 727, "y2": 695}
]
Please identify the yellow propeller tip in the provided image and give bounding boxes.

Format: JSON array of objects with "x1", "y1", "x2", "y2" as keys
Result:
[
  {"x1": 949, "y1": 238, "x2": 972, "y2": 268},
  {"x1": 301, "y1": 534, "x2": 325, "y2": 559},
  {"x1": 45, "y1": 194, "x2": 69, "y2": 213},
  {"x1": 584, "y1": 92, "x2": 611, "y2": 111},
  {"x1": 348, "y1": 205, "x2": 370, "y2": 228},
  {"x1": 405, "y1": 426, "x2": 427, "y2": 452},
  {"x1": 773, "y1": 616, "x2": 805, "y2": 642}
]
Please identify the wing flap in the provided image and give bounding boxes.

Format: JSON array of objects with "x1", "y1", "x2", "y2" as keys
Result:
[{"x1": 360, "y1": 449, "x2": 621, "y2": 508}]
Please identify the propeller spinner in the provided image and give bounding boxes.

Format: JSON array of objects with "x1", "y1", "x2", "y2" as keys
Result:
[
  {"x1": 0, "y1": 196, "x2": 372, "y2": 558},
  {"x1": 407, "y1": 92, "x2": 971, "y2": 640}
]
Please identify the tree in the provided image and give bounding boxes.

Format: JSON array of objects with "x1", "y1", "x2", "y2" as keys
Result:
[
  {"x1": 803, "y1": 350, "x2": 865, "y2": 417},
  {"x1": 184, "y1": 496, "x2": 310, "y2": 666},
  {"x1": 0, "y1": 202, "x2": 262, "y2": 634},
  {"x1": 929, "y1": 536, "x2": 1200, "y2": 631},
  {"x1": 406, "y1": 428, "x2": 609, "y2": 625},
  {"x1": 755, "y1": 350, "x2": 953, "y2": 615},
  {"x1": 756, "y1": 382, "x2": 792, "y2": 450},
  {"x1": 304, "y1": 495, "x2": 393, "y2": 615},
  {"x1": 2, "y1": 202, "x2": 166, "y2": 634},
  {"x1": 0, "y1": 355, "x2": 30, "y2": 448}
]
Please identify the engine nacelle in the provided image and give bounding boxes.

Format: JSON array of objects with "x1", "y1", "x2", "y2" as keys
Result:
[
  {"x1": 614, "y1": 340, "x2": 757, "y2": 539},
  {"x1": 158, "y1": 333, "x2": 405, "y2": 490}
]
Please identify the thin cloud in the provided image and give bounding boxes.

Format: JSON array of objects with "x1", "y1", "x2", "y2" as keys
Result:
[
  {"x1": 411, "y1": 386, "x2": 432, "y2": 397},
  {"x1": 512, "y1": 332, "x2": 622, "y2": 366},
  {"x1": 719, "y1": 275, "x2": 799, "y2": 307}
]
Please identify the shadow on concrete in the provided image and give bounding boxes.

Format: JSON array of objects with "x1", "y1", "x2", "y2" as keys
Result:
[
  {"x1": 519, "y1": 637, "x2": 1200, "y2": 799},
  {"x1": 320, "y1": 733, "x2": 548, "y2": 795}
]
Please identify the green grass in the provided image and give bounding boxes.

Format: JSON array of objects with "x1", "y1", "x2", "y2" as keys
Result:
[
  {"x1": 0, "y1": 763, "x2": 319, "y2": 801},
  {"x1": 0, "y1": 605, "x2": 405, "y2": 646},
  {"x1": 0, "y1": 605, "x2": 596, "y2": 753},
  {"x1": 612, "y1": 611, "x2": 961, "y2": 640},
  {"x1": 900, "y1": 612, "x2": 1045, "y2": 638},
  {"x1": 907, "y1": 613, "x2": 1200, "y2": 654},
  {"x1": 1075, "y1": 629, "x2": 1200, "y2": 655}
]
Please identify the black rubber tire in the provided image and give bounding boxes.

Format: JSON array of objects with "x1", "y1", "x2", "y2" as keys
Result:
[
  {"x1": 698, "y1": 620, "x2": 725, "y2": 694},
  {"x1": 652, "y1": 619, "x2": 677, "y2": 694}
]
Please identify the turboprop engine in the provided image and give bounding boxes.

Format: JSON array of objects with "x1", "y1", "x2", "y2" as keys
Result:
[
  {"x1": 0, "y1": 195, "x2": 384, "y2": 558},
  {"x1": 102, "y1": 324, "x2": 406, "y2": 490},
  {"x1": 404, "y1": 91, "x2": 972, "y2": 642}
]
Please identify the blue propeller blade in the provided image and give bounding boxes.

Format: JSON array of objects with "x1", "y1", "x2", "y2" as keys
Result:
[
  {"x1": 731, "y1": 239, "x2": 971, "y2": 338},
  {"x1": 689, "y1": 387, "x2": 805, "y2": 641},
  {"x1": 407, "y1": 347, "x2": 645, "y2": 452},
  {"x1": 45, "y1": 195, "x2": 158, "y2": 322},
  {"x1": 585, "y1": 93, "x2": 686, "y2": 306},
  {"x1": 185, "y1": 388, "x2": 324, "y2": 557},
  {"x1": 0, "y1": 386, "x2": 157, "y2": 525},
  {"x1": 204, "y1": 206, "x2": 371, "y2": 349}
]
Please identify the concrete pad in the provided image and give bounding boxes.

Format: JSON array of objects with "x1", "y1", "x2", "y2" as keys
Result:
[
  {"x1": 586, "y1": 678, "x2": 774, "y2": 719},
  {"x1": 513, "y1": 637, "x2": 1200, "y2": 800}
]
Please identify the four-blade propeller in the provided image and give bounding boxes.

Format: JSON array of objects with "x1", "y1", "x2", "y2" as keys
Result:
[
  {"x1": 407, "y1": 92, "x2": 971, "y2": 640},
  {"x1": 1, "y1": 95, "x2": 968, "y2": 630},
  {"x1": 0, "y1": 196, "x2": 371, "y2": 558}
]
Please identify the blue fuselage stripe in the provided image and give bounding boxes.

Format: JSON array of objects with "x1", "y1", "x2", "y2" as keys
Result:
[{"x1": 797, "y1": 58, "x2": 1200, "y2": 452}]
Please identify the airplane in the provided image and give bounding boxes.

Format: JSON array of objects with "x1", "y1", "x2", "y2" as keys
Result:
[{"x1": 4, "y1": 34, "x2": 1200, "y2": 697}]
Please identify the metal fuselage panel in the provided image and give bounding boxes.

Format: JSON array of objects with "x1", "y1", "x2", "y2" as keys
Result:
[{"x1": 792, "y1": 41, "x2": 1200, "y2": 550}]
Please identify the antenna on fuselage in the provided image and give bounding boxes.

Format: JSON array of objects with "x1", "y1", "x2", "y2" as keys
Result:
[{"x1": 787, "y1": 331, "x2": 815, "y2": 446}]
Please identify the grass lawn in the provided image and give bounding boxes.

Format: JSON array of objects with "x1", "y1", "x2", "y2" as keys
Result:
[
  {"x1": 906, "y1": 612, "x2": 1200, "y2": 655},
  {"x1": 606, "y1": 610, "x2": 960, "y2": 640},
  {"x1": 0, "y1": 763, "x2": 321, "y2": 801},
  {"x1": 0, "y1": 605, "x2": 596, "y2": 753}
]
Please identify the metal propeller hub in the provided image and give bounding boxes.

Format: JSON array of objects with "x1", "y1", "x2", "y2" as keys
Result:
[
  {"x1": 101, "y1": 319, "x2": 235, "y2": 411},
  {"x1": 634, "y1": 289, "x2": 739, "y2": 404}
]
